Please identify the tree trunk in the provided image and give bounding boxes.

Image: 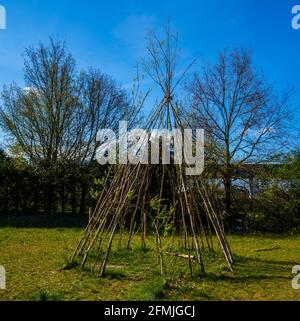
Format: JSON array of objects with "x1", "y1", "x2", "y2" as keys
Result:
[
  {"x1": 61, "y1": 183, "x2": 65, "y2": 215},
  {"x1": 224, "y1": 146, "x2": 232, "y2": 215},
  {"x1": 224, "y1": 176, "x2": 232, "y2": 215},
  {"x1": 71, "y1": 182, "x2": 77, "y2": 215},
  {"x1": 46, "y1": 184, "x2": 54, "y2": 214},
  {"x1": 79, "y1": 183, "x2": 87, "y2": 215}
]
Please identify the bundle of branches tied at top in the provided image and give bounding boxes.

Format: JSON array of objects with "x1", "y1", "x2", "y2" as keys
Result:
[{"x1": 71, "y1": 24, "x2": 234, "y2": 277}]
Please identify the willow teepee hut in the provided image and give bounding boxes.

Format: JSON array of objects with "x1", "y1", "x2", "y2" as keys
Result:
[{"x1": 71, "y1": 27, "x2": 233, "y2": 277}]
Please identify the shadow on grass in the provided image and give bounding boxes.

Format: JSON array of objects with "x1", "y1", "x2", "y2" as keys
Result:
[
  {"x1": 66, "y1": 261, "x2": 129, "y2": 281},
  {"x1": 26, "y1": 290, "x2": 65, "y2": 301},
  {"x1": 200, "y1": 254, "x2": 294, "y2": 284},
  {"x1": 234, "y1": 254, "x2": 298, "y2": 268},
  {"x1": 0, "y1": 214, "x2": 87, "y2": 229},
  {"x1": 125, "y1": 274, "x2": 171, "y2": 301},
  {"x1": 204, "y1": 272, "x2": 290, "y2": 283}
]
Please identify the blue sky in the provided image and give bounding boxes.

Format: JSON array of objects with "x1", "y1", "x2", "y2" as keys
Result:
[{"x1": 0, "y1": 0, "x2": 300, "y2": 132}]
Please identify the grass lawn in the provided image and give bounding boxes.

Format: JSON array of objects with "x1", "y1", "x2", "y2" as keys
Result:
[{"x1": 0, "y1": 215, "x2": 300, "y2": 301}]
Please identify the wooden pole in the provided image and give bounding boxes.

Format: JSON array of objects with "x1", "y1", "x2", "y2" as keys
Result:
[{"x1": 88, "y1": 207, "x2": 94, "y2": 230}]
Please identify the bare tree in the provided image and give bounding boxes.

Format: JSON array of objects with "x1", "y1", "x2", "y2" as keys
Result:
[
  {"x1": 67, "y1": 69, "x2": 138, "y2": 164},
  {"x1": 0, "y1": 39, "x2": 142, "y2": 213},
  {"x1": 188, "y1": 48, "x2": 292, "y2": 215},
  {"x1": 0, "y1": 40, "x2": 140, "y2": 164},
  {"x1": 1, "y1": 39, "x2": 78, "y2": 165}
]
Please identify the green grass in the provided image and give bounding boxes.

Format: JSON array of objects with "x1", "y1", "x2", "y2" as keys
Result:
[{"x1": 0, "y1": 215, "x2": 300, "y2": 301}]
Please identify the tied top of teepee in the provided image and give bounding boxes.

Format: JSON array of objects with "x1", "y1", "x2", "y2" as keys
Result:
[{"x1": 164, "y1": 87, "x2": 173, "y2": 104}]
